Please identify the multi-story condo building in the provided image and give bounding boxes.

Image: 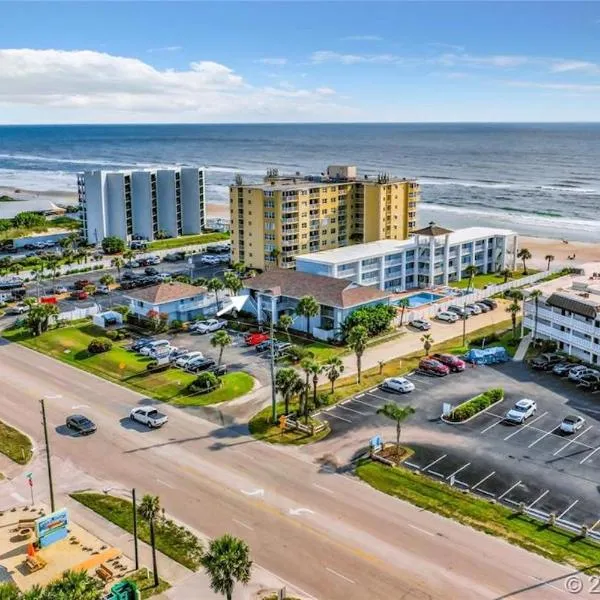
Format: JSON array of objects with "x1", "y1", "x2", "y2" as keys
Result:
[
  {"x1": 295, "y1": 223, "x2": 518, "y2": 291},
  {"x1": 229, "y1": 165, "x2": 419, "y2": 271},
  {"x1": 78, "y1": 168, "x2": 205, "y2": 244}
]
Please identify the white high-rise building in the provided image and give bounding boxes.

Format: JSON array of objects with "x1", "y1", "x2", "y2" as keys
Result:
[{"x1": 77, "y1": 167, "x2": 205, "y2": 244}]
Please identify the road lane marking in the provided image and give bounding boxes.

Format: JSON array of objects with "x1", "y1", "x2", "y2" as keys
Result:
[
  {"x1": 558, "y1": 500, "x2": 579, "y2": 519},
  {"x1": 241, "y1": 488, "x2": 265, "y2": 497},
  {"x1": 71, "y1": 404, "x2": 90, "y2": 409},
  {"x1": 553, "y1": 426, "x2": 593, "y2": 456},
  {"x1": 313, "y1": 483, "x2": 334, "y2": 495},
  {"x1": 480, "y1": 419, "x2": 503, "y2": 434},
  {"x1": 446, "y1": 462, "x2": 471, "y2": 480},
  {"x1": 498, "y1": 480, "x2": 522, "y2": 501},
  {"x1": 288, "y1": 508, "x2": 314, "y2": 516},
  {"x1": 338, "y1": 404, "x2": 368, "y2": 416},
  {"x1": 156, "y1": 479, "x2": 174, "y2": 489},
  {"x1": 527, "y1": 575, "x2": 563, "y2": 593},
  {"x1": 528, "y1": 428, "x2": 556, "y2": 448},
  {"x1": 324, "y1": 411, "x2": 352, "y2": 423},
  {"x1": 580, "y1": 446, "x2": 600, "y2": 464},
  {"x1": 504, "y1": 411, "x2": 548, "y2": 440},
  {"x1": 407, "y1": 523, "x2": 435, "y2": 537},
  {"x1": 368, "y1": 387, "x2": 378, "y2": 392},
  {"x1": 528, "y1": 490, "x2": 549, "y2": 508},
  {"x1": 471, "y1": 471, "x2": 495, "y2": 491},
  {"x1": 232, "y1": 518, "x2": 254, "y2": 531},
  {"x1": 422, "y1": 454, "x2": 447, "y2": 471},
  {"x1": 326, "y1": 567, "x2": 355, "y2": 584},
  {"x1": 352, "y1": 397, "x2": 380, "y2": 409}
]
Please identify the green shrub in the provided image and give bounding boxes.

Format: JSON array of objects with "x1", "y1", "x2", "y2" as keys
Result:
[
  {"x1": 87, "y1": 337, "x2": 113, "y2": 354},
  {"x1": 171, "y1": 319, "x2": 183, "y2": 331},
  {"x1": 341, "y1": 304, "x2": 396, "y2": 339},
  {"x1": 190, "y1": 371, "x2": 219, "y2": 393},
  {"x1": 285, "y1": 344, "x2": 312, "y2": 363},
  {"x1": 448, "y1": 388, "x2": 503, "y2": 422},
  {"x1": 101, "y1": 235, "x2": 126, "y2": 254},
  {"x1": 105, "y1": 329, "x2": 119, "y2": 341}
]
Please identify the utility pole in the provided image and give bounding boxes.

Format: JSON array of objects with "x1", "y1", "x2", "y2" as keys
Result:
[
  {"x1": 132, "y1": 488, "x2": 139, "y2": 570},
  {"x1": 462, "y1": 300, "x2": 468, "y2": 348},
  {"x1": 269, "y1": 295, "x2": 277, "y2": 424},
  {"x1": 39, "y1": 399, "x2": 55, "y2": 512}
]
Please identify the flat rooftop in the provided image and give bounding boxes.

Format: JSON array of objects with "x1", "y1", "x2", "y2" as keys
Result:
[{"x1": 297, "y1": 227, "x2": 517, "y2": 265}]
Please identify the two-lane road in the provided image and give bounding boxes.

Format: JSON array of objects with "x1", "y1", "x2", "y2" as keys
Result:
[{"x1": 0, "y1": 340, "x2": 590, "y2": 599}]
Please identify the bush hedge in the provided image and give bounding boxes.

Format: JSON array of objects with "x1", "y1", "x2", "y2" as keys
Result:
[
  {"x1": 447, "y1": 388, "x2": 503, "y2": 422},
  {"x1": 190, "y1": 371, "x2": 219, "y2": 393},
  {"x1": 87, "y1": 337, "x2": 113, "y2": 354}
]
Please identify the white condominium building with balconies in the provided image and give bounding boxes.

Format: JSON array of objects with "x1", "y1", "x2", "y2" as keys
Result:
[
  {"x1": 295, "y1": 222, "x2": 518, "y2": 291},
  {"x1": 77, "y1": 167, "x2": 205, "y2": 245}
]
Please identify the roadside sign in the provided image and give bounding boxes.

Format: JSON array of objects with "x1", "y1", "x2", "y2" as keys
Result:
[
  {"x1": 119, "y1": 362, "x2": 126, "y2": 370},
  {"x1": 370, "y1": 435, "x2": 383, "y2": 452},
  {"x1": 279, "y1": 415, "x2": 287, "y2": 430},
  {"x1": 442, "y1": 403, "x2": 453, "y2": 417}
]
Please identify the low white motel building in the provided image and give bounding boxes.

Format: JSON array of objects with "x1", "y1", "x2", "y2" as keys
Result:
[{"x1": 295, "y1": 223, "x2": 518, "y2": 291}]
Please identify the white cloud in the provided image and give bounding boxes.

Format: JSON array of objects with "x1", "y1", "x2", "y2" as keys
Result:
[
  {"x1": 147, "y1": 46, "x2": 182, "y2": 53},
  {"x1": 316, "y1": 87, "x2": 336, "y2": 95},
  {"x1": 437, "y1": 53, "x2": 530, "y2": 68},
  {"x1": 311, "y1": 50, "x2": 399, "y2": 65},
  {"x1": 341, "y1": 35, "x2": 382, "y2": 42},
  {"x1": 504, "y1": 80, "x2": 600, "y2": 93},
  {"x1": 0, "y1": 49, "x2": 354, "y2": 123},
  {"x1": 550, "y1": 60, "x2": 599, "y2": 74},
  {"x1": 256, "y1": 57, "x2": 287, "y2": 65}
]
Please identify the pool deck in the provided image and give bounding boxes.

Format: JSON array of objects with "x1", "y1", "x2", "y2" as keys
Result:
[{"x1": 390, "y1": 286, "x2": 463, "y2": 310}]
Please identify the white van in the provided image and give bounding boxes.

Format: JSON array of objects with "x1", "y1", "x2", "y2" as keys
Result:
[{"x1": 139, "y1": 339, "x2": 170, "y2": 356}]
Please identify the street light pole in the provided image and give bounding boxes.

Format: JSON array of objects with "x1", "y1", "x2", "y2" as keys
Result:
[
  {"x1": 39, "y1": 398, "x2": 55, "y2": 512},
  {"x1": 269, "y1": 301, "x2": 276, "y2": 424},
  {"x1": 462, "y1": 300, "x2": 467, "y2": 348},
  {"x1": 132, "y1": 488, "x2": 139, "y2": 571}
]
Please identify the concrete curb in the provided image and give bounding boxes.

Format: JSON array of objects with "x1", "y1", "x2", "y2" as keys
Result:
[{"x1": 440, "y1": 394, "x2": 504, "y2": 425}]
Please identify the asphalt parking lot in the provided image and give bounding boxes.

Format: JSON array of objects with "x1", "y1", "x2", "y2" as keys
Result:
[{"x1": 314, "y1": 361, "x2": 600, "y2": 527}]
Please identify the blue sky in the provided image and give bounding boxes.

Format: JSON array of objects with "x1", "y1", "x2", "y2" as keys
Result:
[{"x1": 0, "y1": 1, "x2": 599, "y2": 123}]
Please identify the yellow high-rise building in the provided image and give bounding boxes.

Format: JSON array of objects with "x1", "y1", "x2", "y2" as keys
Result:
[{"x1": 229, "y1": 165, "x2": 419, "y2": 270}]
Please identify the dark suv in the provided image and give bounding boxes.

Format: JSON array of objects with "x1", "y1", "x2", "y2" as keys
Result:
[{"x1": 530, "y1": 353, "x2": 562, "y2": 370}]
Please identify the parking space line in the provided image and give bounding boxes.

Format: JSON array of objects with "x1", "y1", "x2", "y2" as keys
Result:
[
  {"x1": 404, "y1": 461, "x2": 420, "y2": 469},
  {"x1": 446, "y1": 462, "x2": 471, "y2": 480},
  {"x1": 480, "y1": 419, "x2": 503, "y2": 434},
  {"x1": 368, "y1": 387, "x2": 379, "y2": 393},
  {"x1": 528, "y1": 427, "x2": 556, "y2": 448},
  {"x1": 503, "y1": 412, "x2": 548, "y2": 440},
  {"x1": 366, "y1": 391, "x2": 400, "y2": 403},
  {"x1": 498, "y1": 480, "x2": 522, "y2": 501},
  {"x1": 528, "y1": 490, "x2": 549, "y2": 508},
  {"x1": 355, "y1": 393, "x2": 365, "y2": 398},
  {"x1": 427, "y1": 470, "x2": 445, "y2": 478},
  {"x1": 338, "y1": 405, "x2": 368, "y2": 416},
  {"x1": 352, "y1": 397, "x2": 380, "y2": 409},
  {"x1": 558, "y1": 500, "x2": 579, "y2": 520},
  {"x1": 580, "y1": 446, "x2": 600, "y2": 464},
  {"x1": 471, "y1": 471, "x2": 495, "y2": 491},
  {"x1": 422, "y1": 454, "x2": 447, "y2": 471},
  {"x1": 553, "y1": 425, "x2": 593, "y2": 456},
  {"x1": 323, "y1": 412, "x2": 352, "y2": 423}
]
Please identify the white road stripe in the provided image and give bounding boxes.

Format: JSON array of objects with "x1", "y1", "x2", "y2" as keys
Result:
[
  {"x1": 156, "y1": 479, "x2": 174, "y2": 489},
  {"x1": 407, "y1": 523, "x2": 435, "y2": 537},
  {"x1": 580, "y1": 446, "x2": 600, "y2": 464},
  {"x1": 528, "y1": 490, "x2": 549, "y2": 508},
  {"x1": 404, "y1": 461, "x2": 420, "y2": 469},
  {"x1": 313, "y1": 483, "x2": 334, "y2": 495},
  {"x1": 368, "y1": 387, "x2": 379, "y2": 393},
  {"x1": 232, "y1": 518, "x2": 254, "y2": 531},
  {"x1": 480, "y1": 419, "x2": 503, "y2": 434},
  {"x1": 553, "y1": 426, "x2": 593, "y2": 456},
  {"x1": 324, "y1": 411, "x2": 352, "y2": 423},
  {"x1": 498, "y1": 480, "x2": 522, "y2": 501},
  {"x1": 504, "y1": 412, "x2": 548, "y2": 440},
  {"x1": 326, "y1": 567, "x2": 355, "y2": 584},
  {"x1": 471, "y1": 471, "x2": 496, "y2": 491},
  {"x1": 558, "y1": 500, "x2": 579, "y2": 519},
  {"x1": 338, "y1": 404, "x2": 368, "y2": 416},
  {"x1": 527, "y1": 575, "x2": 563, "y2": 593},
  {"x1": 528, "y1": 428, "x2": 556, "y2": 448},
  {"x1": 356, "y1": 393, "x2": 365, "y2": 399},
  {"x1": 422, "y1": 454, "x2": 447, "y2": 471},
  {"x1": 352, "y1": 397, "x2": 380, "y2": 409},
  {"x1": 446, "y1": 462, "x2": 471, "y2": 480}
]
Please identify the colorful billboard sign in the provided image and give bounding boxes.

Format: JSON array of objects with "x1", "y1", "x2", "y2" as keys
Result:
[{"x1": 35, "y1": 508, "x2": 69, "y2": 548}]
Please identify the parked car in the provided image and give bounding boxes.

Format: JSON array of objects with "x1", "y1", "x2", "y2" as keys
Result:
[
  {"x1": 409, "y1": 319, "x2": 431, "y2": 331},
  {"x1": 430, "y1": 353, "x2": 466, "y2": 372},
  {"x1": 121, "y1": 272, "x2": 137, "y2": 281},
  {"x1": 50, "y1": 285, "x2": 68, "y2": 294},
  {"x1": 145, "y1": 267, "x2": 159, "y2": 276},
  {"x1": 66, "y1": 414, "x2": 97, "y2": 435},
  {"x1": 505, "y1": 399, "x2": 537, "y2": 424},
  {"x1": 381, "y1": 376, "x2": 415, "y2": 393},
  {"x1": 175, "y1": 351, "x2": 204, "y2": 368},
  {"x1": 157, "y1": 273, "x2": 171, "y2": 282},
  {"x1": 96, "y1": 285, "x2": 110, "y2": 294},
  {"x1": 73, "y1": 279, "x2": 91, "y2": 290},
  {"x1": 418, "y1": 358, "x2": 450, "y2": 376},
  {"x1": 530, "y1": 353, "x2": 562, "y2": 370},
  {"x1": 190, "y1": 319, "x2": 227, "y2": 334},
  {"x1": 568, "y1": 366, "x2": 598, "y2": 382},
  {"x1": 70, "y1": 290, "x2": 88, "y2": 300},
  {"x1": 560, "y1": 415, "x2": 586, "y2": 434},
  {"x1": 273, "y1": 341, "x2": 292, "y2": 356},
  {"x1": 8, "y1": 303, "x2": 29, "y2": 315},
  {"x1": 447, "y1": 305, "x2": 469, "y2": 318},
  {"x1": 578, "y1": 373, "x2": 600, "y2": 391},
  {"x1": 139, "y1": 339, "x2": 170, "y2": 356},
  {"x1": 437, "y1": 311, "x2": 459, "y2": 323},
  {"x1": 149, "y1": 344, "x2": 176, "y2": 359},
  {"x1": 208, "y1": 364, "x2": 228, "y2": 376},
  {"x1": 475, "y1": 302, "x2": 490, "y2": 313},
  {"x1": 131, "y1": 337, "x2": 152, "y2": 352},
  {"x1": 163, "y1": 251, "x2": 186, "y2": 262},
  {"x1": 146, "y1": 255, "x2": 161, "y2": 265},
  {"x1": 244, "y1": 331, "x2": 270, "y2": 346},
  {"x1": 552, "y1": 362, "x2": 579, "y2": 376},
  {"x1": 130, "y1": 406, "x2": 168, "y2": 428},
  {"x1": 201, "y1": 255, "x2": 220, "y2": 265},
  {"x1": 465, "y1": 303, "x2": 482, "y2": 315},
  {"x1": 480, "y1": 298, "x2": 498, "y2": 309},
  {"x1": 185, "y1": 357, "x2": 217, "y2": 373},
  {"x1": 125, "y1": 261, "x2": 140, "y2": 269}
]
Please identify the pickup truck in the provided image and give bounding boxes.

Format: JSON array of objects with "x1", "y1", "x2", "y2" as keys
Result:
[{"x1": 129, "y1": 406, "x2": 168, "y2": 428}]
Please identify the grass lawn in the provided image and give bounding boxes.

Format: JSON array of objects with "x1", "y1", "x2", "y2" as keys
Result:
[
  {"x1": 276, "y1": 332, "x2": 346, "y2": 362},
  {"x1": 4, "y1": 323, "x2": 253, "y2": 406},
  {"x1": 0, "y1": 420, "x2": 33, "y2": 464},
  {"x1": 357, "y1": 460, "x2": 600, "y2": 572},
  {"x1": 124, "y1": 569, "x2": 170, "y2": 599},
  {"x1": 249, "y1": 402, "x2": 330, "y2": 445},
  {"x1": 147, "y1": 232, "x2": 229, "y2": 251},
  {"x1": 71, "y1": 492, "x2": 203, "y2": 571},
  {"x1": 452, "y1": 269, "x2": 538, "y2": 290}
]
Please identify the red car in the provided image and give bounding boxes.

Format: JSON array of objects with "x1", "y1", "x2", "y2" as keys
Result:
[
  {"x1": 70, "y1": 290, "x2": 88, "y2": 300},
  {"x1": 244, "y1": 331, "x2": 270, "y2": 346},
  {"x1": 73, "y1": 279, "x2": 91, "y2": 290},
  {"x1": 431, "y1": 353, "x2": 466, "y2": 373},
  {"x1": 418, "y1": 358, "x2": 450, "y2": 377}
]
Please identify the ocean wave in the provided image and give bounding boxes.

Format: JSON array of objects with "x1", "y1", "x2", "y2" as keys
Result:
[{"x1": 420, "y1": 177, "x2": 598, "y2": 194}]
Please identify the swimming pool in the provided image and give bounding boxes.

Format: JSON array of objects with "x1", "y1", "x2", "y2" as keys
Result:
[{"x1": 395, "y1": 292, "x2": 445, "y2": 308}]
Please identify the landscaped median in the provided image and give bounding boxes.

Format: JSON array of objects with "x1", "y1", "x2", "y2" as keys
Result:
[
  {"x1": 356, "y1": 459, "x2": 600, "y2": 572},
  {"x1": 147, "y1": 231, "x2": 229, "y2": 251},
  {"x1": 0, "y1": 419, "x2": 33, "y2": 464},
  {"x1": 442, "y1": 388, "x2": 504, "y2": 423},
  {"x1": 3, "y1": 322, "x2": 254, "y2": 407}
]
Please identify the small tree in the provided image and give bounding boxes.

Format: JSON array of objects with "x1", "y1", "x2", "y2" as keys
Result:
[
  {"x1": 102, "y1": 236, "x2": 125, "y2": 255},
  {"x1": 269, "y1": 247, "x2": 281, "y2": 268},
  {"x1": 420, "y1": 333, "x2": 433, "y2": 356},
  {"x1": 464, "y1": 264, "x2": 478, "y2": 292},
  {"x1": 275, "y1": 367, "x2": 303, "y2": 416},
  {"x1": 111, "y1": 256, "x2": 124, "y2": 281},
  {"x1": 545, "y1": 254, "x2": 555, "y2": 271},
  {"x1": 278, "y1": 313, "x2": 293, "y2": 342},
  {"x1": 324, "y1": 356, "x2": 344, "y2": 393},
  {"x1": 501, "y1": 268, "x2": 512, "y2": 283},
  {"x1": 376, "y1": 403, "x2": 415, "y2": 464},
  {"x1": 529, "y1": 289, "x2": 542, "y2": 340},
  {"x1": 517, "y1": 248, "x2": 532, "y2": 275},
  {"x1": 201, "y1": 534, "x2": 252, "y2": 600},
  {"x1": 99, "y1": 274, "x2": 114, "y2": 287},
  {"x1": 207, "y1": 278, "x2": 225, "y2": 310},
  {"x1": 139, "y1": 494, "x2": 161, "y2": 587},
  {"x1": 211, "y1": 329, "x2": 232, "y2": 366},
  {"x1": 506, "y1": 300, "x2": 521, "y2": 339},
  {"x1": 295, "y1": 295, "x2": 319, "y2": 336},
  {"x1": 25, "y1": 300, "x2": 58, "y2": 336},
  {"x1": 45, "y1": 569, "x2": 102, "y2": 599},
  {"x1": 223, "y1": 272, "x2": 242, "y2": 296},
  {"x1": 347, "y1": 325, "x2": 368, "y2": 383},
  {"x1": 397, "y1": 298, "x2": 409, "y2": 327}
]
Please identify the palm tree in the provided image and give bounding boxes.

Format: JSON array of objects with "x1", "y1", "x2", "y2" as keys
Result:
[
  {"x1": 194, "y1": 276, "x2": 208, "y2": 288},
  {"x1": 139, "y1": 494, "x2": 161, "y2": 587},
  {"x1": 396, "y1": 298, "x2": 409, "y2": 326},
  {"x1": 201, "y1": 534, "x2": 252, "y2": 600},
  {"x1": 421, "y1": 333, "x2": 434, "y2": 356},
  {"x1": 507, "y1": 288, "x2": 524, "y2": 302},
  {"x1": 46, "y1": 256, "x2": 61, "y2": 291},
  {"x1": 278, "y1": 313, "x2": 293, "y2": 342},
  {"x1": 223, "y1": 272, "x2": 242, "y2": 296},
  {"x1": 324, "y1": 356, "x2": 344, "y2": 393},
  {"x1": 123, "y1": 249, "x2": 135, "y2": 262},
  {"x1": 307, "y1": 360, "x2": 323, "y2": 415},
  {"x1": 545, "y1": 254, "x2": 555, "y2": 271},
  {"x1": 347, "y1": 325, "x2": 368, "y2": 383},
  {"x1": 517, "y1": 248, "x2": 532, "y2": 275},
  {"x1": 501, "y1": 268, "x2": 512, "y2": 283},
  {"x1": 0, "y1": 583, "x2": 21, "y2": 600},
  {"x1": 8, "y1": 262, "x2": 21, "y2": 277},
  {"x1": 211, "y1": 329, "x2": 232, "y2": 366},
  {"x1": 270, "y1": 247, "x2": 281, "y2": 268},
  {"x1": 464, "y1": 264, "x2": 479, "y2": 293},
  {"x1": 275, "y1": 367, "x2": 302, "y2": 416},
  {"x1": 21, "y1": 585, "x2": 45, "y2": 600},
  {"x1": 295, "y1": 295, "x2": 319, "y2": 336},
  {"x1": 528, "y1": 289, "x2": 542, "y2": 340},
  {"x1": 376, "y1": 403, "x2": 415, "y2": 464},
  {"x1": 232, "y1": 261, "x2": 246, "y2": 276},
  {"x1": 207, "y1": 278, "x2": 225, "y2": 310},
  {"x1": 111, "y1": 256, "x2": 124, "y2": 281},
  {"x1": 506, "y1": 301, "x2": 521, "y2": 340},
  {"x1": 46, "y1": 569, "x2": 102, "y2": 599},
  {"x1": 299, "y1": 357, "x2": 315, "y2": 420}
]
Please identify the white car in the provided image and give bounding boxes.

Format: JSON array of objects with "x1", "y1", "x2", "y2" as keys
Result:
[
  {"x1": 201, "y1": 255, "x2": 219, "y2": 264},
  {"x1": 381, "y1": 377, "x2": 415, "y2": 394},
  {"x1": 157, "y1": 273, "x2": 171, "y2": 282},
  {"x1": 505, "y1": 399, "x2": 537, "y2": 424},
  {"x1": 437, "y1": 311, "x2": 458, "y2": 323},
  {"x1": 139, "y1": 339, "x2": 170, "y2": 356},
  {"x1": 96, "y1": 285, "x2": 110, "y2": 294},
  {"x1": 466, "y1": 303, "x2": 482, "y2": 315},
  {"x1": 568, "y1": 366, "x2": 599, "y2": 382},
  {"x1": 560, "y1": 415, "x2": 585, "y2": 434},
  {"x1": 175, "y1": 351, "x2": 204, "y2": 368},
  {"x1": 149, "y1": 344, "x2": 175, "y2": 359},
  {"x1": 191, "y1": 319, "x2": 227, "y2": 334}
]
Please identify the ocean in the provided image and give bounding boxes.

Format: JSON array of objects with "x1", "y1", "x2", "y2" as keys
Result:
[{"x1": 0, "y1": 123, "x2": 599, "y2": 242}]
